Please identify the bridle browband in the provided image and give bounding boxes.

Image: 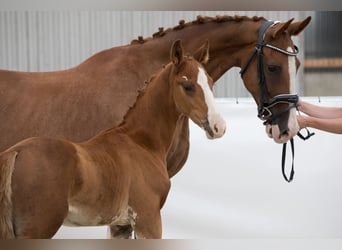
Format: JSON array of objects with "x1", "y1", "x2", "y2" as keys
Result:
[{"x1": 240, "y1": 20, "x2": 314, "y2": 182}]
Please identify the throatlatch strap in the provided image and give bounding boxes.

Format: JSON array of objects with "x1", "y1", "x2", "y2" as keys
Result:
[{"x1": 281, "y1": 138, "x2": 295, "y2": 182}]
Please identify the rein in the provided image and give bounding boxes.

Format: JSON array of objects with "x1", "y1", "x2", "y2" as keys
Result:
[
  {"x1": 281, "y1": 127, "x2": 315, "y2": 182},
  {"x1": 240, "y1": 20, "x2": 314, "y2": 182}
]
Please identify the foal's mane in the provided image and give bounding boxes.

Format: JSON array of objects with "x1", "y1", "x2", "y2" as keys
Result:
[
  {"x1": 130, "y1": 15, "x2": 266, "y2": 45},
  {"x1": 117, "y1": 62, "x2": 170, "y2": 127},
  {"x1": 118, "y1": 55, "x2": 195, "y2": 127}
]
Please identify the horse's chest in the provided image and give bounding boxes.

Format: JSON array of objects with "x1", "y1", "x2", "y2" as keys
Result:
[{"x1": 63, "y1": 204, "x2": 136, "y2": 227}]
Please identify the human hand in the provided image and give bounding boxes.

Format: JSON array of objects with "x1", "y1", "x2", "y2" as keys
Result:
[
  {"x1": 296, "y1": 98, "x2": 304, "y2": 112},
  {"x1": 297, "y1": 115, "x2": 308, "y2": 129}
]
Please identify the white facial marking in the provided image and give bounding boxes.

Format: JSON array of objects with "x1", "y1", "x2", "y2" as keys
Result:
[
  {"x1": 287, "y1": 46, "x2": 300, "y2": 136},
  {"x1": 197, "y1": 67, "x2": 218, "y2": 116},
  {"x1": 197, "y1": 67, "x2": 226, "y2": 138},
  {"x1": 288, "y1": 46, "x2": 296, "y2": 94},
  {"x1": 268, "y1": 47, "x2": 300, "y2": 143}
]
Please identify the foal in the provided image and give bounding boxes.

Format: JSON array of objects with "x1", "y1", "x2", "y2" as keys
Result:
[{"x1": 0, "y1": 40, "x2": 226, "y2": 239}]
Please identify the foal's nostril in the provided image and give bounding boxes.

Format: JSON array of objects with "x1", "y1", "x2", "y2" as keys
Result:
[{"x1": 214, "y1": 124, "x2": 218, "y2": 133}]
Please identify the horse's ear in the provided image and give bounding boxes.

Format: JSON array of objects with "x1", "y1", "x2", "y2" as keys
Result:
[
  {"x1": 271, "y1": 18, "x2": 294, "y2": 39},
  {"x1": 171, "y1": 39, "x2": 184, "y2": 66},
  {"x1": 194, "y1": 40, "x2": 210, "y2": 65},
  {"x1": 287, "y1": 16, "x2": 311, "y2": 36}
]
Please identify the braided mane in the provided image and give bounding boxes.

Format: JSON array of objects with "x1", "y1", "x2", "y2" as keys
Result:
[
  {"x1": 118, "y1": 54, "x2": 195, "y2": 127},
  {"x1": 117, "y1": 80, "x2": 148, "y2": 126},
  {"x1": 130, "y1": 15, "x2": 266, "y2": 45},
  {"x1": 117, "y1": 62, "x2": 169, "y2": 126}
]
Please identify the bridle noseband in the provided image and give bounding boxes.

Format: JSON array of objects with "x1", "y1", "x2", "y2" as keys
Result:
[{"x1": 240, "y1": 20, "x2": 314, "y2": 182}]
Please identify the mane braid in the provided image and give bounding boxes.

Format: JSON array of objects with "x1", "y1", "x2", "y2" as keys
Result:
[
  {"x1": 117, "y1": 63, "x2": 169, "y2": 127},
  {"x1": 130, "y1": 15, "x2": 266, "y2": 44},
  {"x1": 117, "y1": 81, "x2": 148, "y2": 127}
]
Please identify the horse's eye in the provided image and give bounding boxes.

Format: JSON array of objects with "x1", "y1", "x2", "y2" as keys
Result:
[
  {"x1": 182, "y1": 82, "x2": 195, "y2": 93},
  {"x1": 267, "y1": 65, "x2": 281, "y2": 73}
]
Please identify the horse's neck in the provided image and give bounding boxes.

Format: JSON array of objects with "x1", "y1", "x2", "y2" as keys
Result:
[
  {"x1": 128, "y1": 18, "x2": 262, "y2": 81},
  {"x1": 114, "y1": 66, "x2": 179, "y2": 153},
  {"x1": 78, "y1": 17, "x2": 262, "y2": 84}
]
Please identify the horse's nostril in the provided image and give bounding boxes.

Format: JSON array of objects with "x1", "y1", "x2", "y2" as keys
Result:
[
  {"x1": 279, "y1": 129, "x2": 289, "y2": 139},
  {"x1": 214, "y1": 124, "x2": 218, "y2": 133}
]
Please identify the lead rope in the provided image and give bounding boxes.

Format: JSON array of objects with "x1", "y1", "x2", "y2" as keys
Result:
[
  {"x1": 281, "y1": 113, "x2": 315, "y2": 182},
  {"x1": 282, "y1": 138, "x2": 295, "y2": 182}
]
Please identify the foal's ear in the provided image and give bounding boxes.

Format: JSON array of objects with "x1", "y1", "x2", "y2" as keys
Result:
[
  {"x1": 171, "y1": 39, "x2": 184, "y2": 66},
  {"x1": 194, "y1": 40, "x2": 210, "y2": 65},
  {"x1": 287, "y1": 16, "x2": 311, "y2": 36},
  {"x1": 271, "y1": 18, "x2": 294, "y2": 39}
]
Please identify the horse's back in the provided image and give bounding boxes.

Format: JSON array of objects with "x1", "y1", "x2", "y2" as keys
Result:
[{"x1": 0, "y1": 46, "x2": 150, "y2": 152}]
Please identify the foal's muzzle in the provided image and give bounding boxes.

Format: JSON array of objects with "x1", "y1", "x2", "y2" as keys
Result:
[
  {"x1": 202, "y1": 120, "x2": 214, "y2": 138},
  {"x1": 202, "y1": 118, "x2": 226, "y2": 139}
]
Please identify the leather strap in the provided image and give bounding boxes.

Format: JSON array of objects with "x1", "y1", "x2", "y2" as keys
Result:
[{"x1": 282, "y1": 138, "x2": 295, "y2": 182}]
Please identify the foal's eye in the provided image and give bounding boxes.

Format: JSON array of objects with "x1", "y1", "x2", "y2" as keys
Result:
[
  {"x1": 182, "y1": 82, "x2": 195, "y2": 93},
  {"x1": 267, "y1": 65, "x2": 281, "y2": 73}
]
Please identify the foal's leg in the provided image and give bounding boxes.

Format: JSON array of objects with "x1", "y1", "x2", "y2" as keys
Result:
[
  {"x1": 134, "y1": 210, "x2": 163, "y2": 239},
  {"x1": 11, "y1": 178, "x2": 69, "y2": 238},
  {"x1": 9, "y1": 139, "x2": 77, "y2": 238},
  {"x1": 11, "y1": 161, "x2": 70, "y2": 238},
  {"x1": 108, "y1": 225, "x2": 134, "y2": 239},
  {"x1": 131, "y1": 194, "x2": 167, "y2": 239}
]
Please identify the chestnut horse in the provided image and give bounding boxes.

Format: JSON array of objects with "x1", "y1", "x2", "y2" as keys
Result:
[
  {"x1": 0, "y1": 15, "x2": 311, "y2": 180},
  {"x1": 0, "y1": 40, "x2": 226, "y2": 239},
  {"x1": 0, "y1": 15, "x2": 311, "y2": 237}
]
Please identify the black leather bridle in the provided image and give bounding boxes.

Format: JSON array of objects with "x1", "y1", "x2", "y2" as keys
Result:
[
  {"x1": 240, "y1": 20, "x2": 299, "y2": 124},
  {"x1": 240, "y1": 20, "x2": 314, "y2": 182}
]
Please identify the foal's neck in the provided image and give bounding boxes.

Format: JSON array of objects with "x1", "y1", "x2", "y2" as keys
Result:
[{"x1": 116, "y1": 65, "x2": 179, "y2": 153}]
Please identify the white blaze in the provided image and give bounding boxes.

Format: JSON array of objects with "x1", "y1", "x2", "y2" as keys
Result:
[
  {"x1": 286, "y1": 46, "x2": 300, "y2": 138},
  {"x1": 197, "y1": 67, "x2": 226, "y2": 138},
  {"x1": 288, "y1": 46, "x2": 297, "y2": 94},
  {"x1": 267, "y1": 46, "x2": 300, "y2": 143}
]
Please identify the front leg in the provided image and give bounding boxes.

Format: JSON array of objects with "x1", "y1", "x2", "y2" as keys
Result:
[
  {"x1": 128, "y1": 181, "x2": 170, "y2": 239},
  {"x1": 134, "y1": 210, "x2": 162, "y2": 239},
  {"x1": 107, "y1": 206, "x2": 137, "y2": 239},
  {"x1": 107, "y1": 210, "x2": 162, "y2": 239},
  {"x1": 108, "y1": 225, "x2": 134, "y2": 239}
]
